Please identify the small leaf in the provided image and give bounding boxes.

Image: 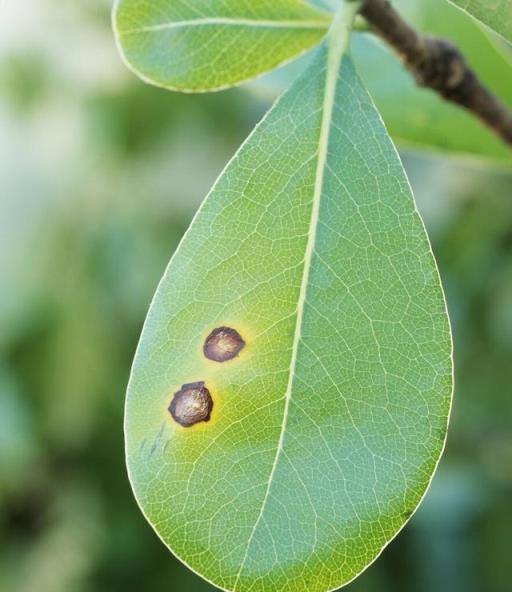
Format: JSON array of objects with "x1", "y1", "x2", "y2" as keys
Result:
[
  {"x1": 448, "y1": 0, "x2": 512, "y2": 43},
  {"x1": 113, "y1": 0, "x2": 331, "y2": 92},
  {"x1": 126, "y1": 5, "x2": 453, "y2": 591}
]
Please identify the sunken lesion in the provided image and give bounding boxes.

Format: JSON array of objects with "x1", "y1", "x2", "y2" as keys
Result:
[
  {"x1": 168, "y1": 381, "x2": 213, "y2": 427},
  {"x1": 203, "y1": 326, "x2": 245, "y2": 362}
]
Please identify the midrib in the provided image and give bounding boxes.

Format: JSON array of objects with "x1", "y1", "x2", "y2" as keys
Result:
[
  {"x1": 120, "y1": 17, "x2": 329, "y2": 34},
  {"x1": 233, "y1": 2, "x2": 358, "y2": 588}
]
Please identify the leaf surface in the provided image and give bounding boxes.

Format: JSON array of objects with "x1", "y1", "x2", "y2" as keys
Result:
[
  {"x1": 125, "y1": 5, "x2": 453, "y2": 591},
  {"x1": 448, "y1": 0, "x2": 512, "y2": 43},
  {"x1": 113, "y1": 0, "x2": 330, "y2": 91}
]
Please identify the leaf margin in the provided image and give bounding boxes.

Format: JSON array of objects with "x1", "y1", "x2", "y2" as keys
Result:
[{"x1": 112, "y1": 0, "x2": 333, "y2": 93}]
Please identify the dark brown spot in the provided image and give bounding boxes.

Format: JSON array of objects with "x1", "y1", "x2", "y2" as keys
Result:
[
  {"x1": 203, "y1": 326, "x2": 245, "y2": 362},
  {"x1": 168, "y1": 382, "x2": 213, "y2": 427}
]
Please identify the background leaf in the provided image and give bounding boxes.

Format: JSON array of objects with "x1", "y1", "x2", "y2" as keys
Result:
[
  {"x1": 353, "y1": 0, "x2": 512, "y2": 164},
  {"x1": 254, "y1": 0, "x2": 512, "y2": 164},
  {"x1": 125, "y1": 17, "x2": 453, "y2": 592},
  {"x1": 113, "y1": 0, "x2": 330, "y2": 92},
  {"x1": 448, "y1": 0, "x2": 512, "y2": 43}
]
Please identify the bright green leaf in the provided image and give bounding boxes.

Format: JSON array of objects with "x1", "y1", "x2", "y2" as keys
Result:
[
  {"x1": 112, "y1": 0, "x2": 331, "y2": 92},
  {"x1": 448, "y1": 0, "x2": 512, "y2": 43},
  {"x1": 125, "y1": 4, "x2": 453, "y2": 591}
]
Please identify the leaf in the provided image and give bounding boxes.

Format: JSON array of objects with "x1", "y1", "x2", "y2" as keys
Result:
[
  {"x1": 125, "y1": 4, "x2": 453, "y2": 591},
  {"x1": 112, "y1": 0, "x2": 331, "y2": 92},
  {"x1": 255, "y1": 0, "x2": 512, "y2": 163},
  {"x1": 353, "y1": 0, "x2": 512, "y2": 164},
  {"x1": 355, "y1": 0, "x2": 512, "y2": 163},
  {"x1": 448, "y1": 0, "x2": 512, "y2": 43}
]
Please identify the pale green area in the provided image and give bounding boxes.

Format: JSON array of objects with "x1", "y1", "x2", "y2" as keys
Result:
[
  {"x1": 448, "y1": 0, "x2": 512, "y2": 43},
  {"x1": 125, "y1": 26, "x2": 453, "y2": 592},
  {"x1": 113, "y1": 0, "x2": 330, "y2": 91}
]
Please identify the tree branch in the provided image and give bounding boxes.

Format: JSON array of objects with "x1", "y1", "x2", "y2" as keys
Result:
[{"x1": 359, "y1": 0, "x2": 512, "y2": 147}]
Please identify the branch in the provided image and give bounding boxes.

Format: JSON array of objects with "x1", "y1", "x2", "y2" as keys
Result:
[{"x1": 359, "y1": 0, "x2": 512, "y2": 147}]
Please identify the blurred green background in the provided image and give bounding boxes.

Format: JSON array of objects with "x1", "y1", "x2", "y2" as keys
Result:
[{"x1": 1, "y1": 2, "x2": 511, "y2": 592}]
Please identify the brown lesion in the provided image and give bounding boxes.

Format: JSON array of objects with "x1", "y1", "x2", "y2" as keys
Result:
[
  {"x1": 203, "y1": 326, "x2": 245, "y2": 362},
  {"x1": 168, "y1": 381, "x2": 213, "y2": 427}
]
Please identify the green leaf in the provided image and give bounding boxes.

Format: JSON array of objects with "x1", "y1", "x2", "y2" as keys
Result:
[
  {"x1": 125, "y1": 4, "x2": 453, "y2": 591},
  {"x1": 353, "y1": 0, "x2": 512, "y2": 163},
  {"x1": 254, "y1": 0, "x2": 512, "y2": 163},
  {"x1": 112, "y1": 0, "x2": 331, "y2": 92},
  {"x1": 448, "y1": 0, "x2": 512, "y2": 43}
]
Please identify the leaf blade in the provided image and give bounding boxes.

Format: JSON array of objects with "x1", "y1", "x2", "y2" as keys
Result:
[
  {"x1": 448, "y1": 0, "x2": 512, "y2": 43},
  {"x1": 113, "y1": 0, "x2": 331, "y2": 92},
  {"x1": 126, "y1": 17, "x2": 453, "y2": 592}
]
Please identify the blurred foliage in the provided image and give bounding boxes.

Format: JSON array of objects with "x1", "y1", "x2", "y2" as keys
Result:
[{"x1": 0, "y1": 1, "x2": 511, "y2": 592}]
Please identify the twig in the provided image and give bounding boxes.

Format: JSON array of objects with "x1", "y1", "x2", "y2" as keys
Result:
[{"x1": 359, "y1": 0, "x2": 512, "y2": 147}]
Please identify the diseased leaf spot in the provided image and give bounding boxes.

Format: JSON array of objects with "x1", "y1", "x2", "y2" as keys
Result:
[
  {"x1": 203, "y1": 326, "x2": 245, "y2": 362},
  {"x1": 168, "y1": 382, "x2": 213, "y2": 427}
]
